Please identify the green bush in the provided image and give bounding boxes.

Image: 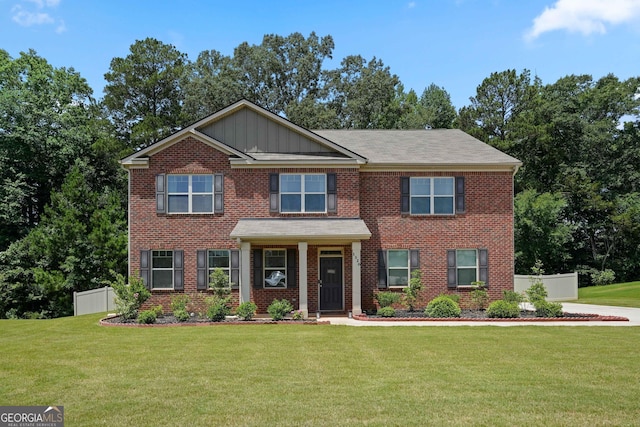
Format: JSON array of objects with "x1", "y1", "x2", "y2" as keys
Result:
[
  {"x1": 402, "y1": 270, "x2": 423, "y2": 311},
  {"x1": 375, "y1": 291, "x2": 401, "y2": 308},
  {"x1": 137, "y1": 309, "x2": 157, "y2": 324},
  {"x1": 534, "y1": 300, "x2": 564, "y2": 318},
  {"x1": 591, "y1": 269, "x2": 616, "y2": 286},
  {"x1": 502, "y1": 290, "x2": 524, "y2": 304},
  {"x1": 437, "y1": 293, "x2": 460, "y2": 304},
  {"x1": 173, "y1": 308, "x2": 190, "y2": 322},
  {"x1": 377, "y1": 306, "x2": 396, "y2": 317},
  {"x1": 425, "y1": 296, "x2": 461, "y2": 318},
  {"x1": 170, "y1": 295, "x2": 190, "y2": 312},
  {"x1": 486, "y1": 300, "x2": 521, "y2": 318},
  {"x1": 151, "y1": 305, "x2": 164, "y2": 317},
  {"x1": 235, "y1": 302, "x2": 258, "y2": 321},
  {"x1": 110, "y1": 273, "x2": 151, "y2": 320},
  {"x1": 267, "y1": 299, "x2": 293, "y2": 321},
  {"x1": 470, "y1": 281, "x2": 488, "y2": 310},
  {"x1": 206, "y1": 296, "x2": 231, "y2": 322},
  {"x1": 525, "y1": 282, "x2": 548, "y2": 305}
]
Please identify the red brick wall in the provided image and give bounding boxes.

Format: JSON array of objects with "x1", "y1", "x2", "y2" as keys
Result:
[
  {"x1": 359, "y1": 171, "x2": 515, "y2": 311},
  {"x1": 130, "y1": 136, "x2": 515, "y2": 314}
]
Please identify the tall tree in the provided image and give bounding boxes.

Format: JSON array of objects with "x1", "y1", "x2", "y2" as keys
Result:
[
  {"x1": 0, "y1": 49, "x2": 96, "y2": 249},
  {"x1": 420, "y1": 83, "x2": 456, "y2": 128},
  {"x1": 103, "y1": 38, "x2": 188, "y2": 150}
]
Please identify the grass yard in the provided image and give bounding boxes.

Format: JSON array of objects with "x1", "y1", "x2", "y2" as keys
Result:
[
  {"x1": 578, "y1": 281, "x2": 640, "y2": 308},
  {"x1": 1, "y1": 315, "x2": 640, "y2": 426}
]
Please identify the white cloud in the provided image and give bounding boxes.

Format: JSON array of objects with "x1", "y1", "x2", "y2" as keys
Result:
[
  {"x1": 11, "y1": 0, "x2": 65, "y2": 32},
  {"x1": 525, "y1": 0, "x2": 640, "y2": 40}
]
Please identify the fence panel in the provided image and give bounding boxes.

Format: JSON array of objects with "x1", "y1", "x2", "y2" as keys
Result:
[
  {"x1": 74, "y1": 287, "x2": 115, "y2": 316},
  {"x1": 514, "y1": 272, "x2": 578, "y2": 301}
]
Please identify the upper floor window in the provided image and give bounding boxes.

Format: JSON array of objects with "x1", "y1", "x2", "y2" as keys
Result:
[
  {"x1": 280, "y1": 174, "x2": 326, "y2": 213},
  {"x1": 410, "y1": 177, "x2": 454, "y2": 215},
  {"x1": 162, "y1": 174, "x2": 223, "y2": 214}
]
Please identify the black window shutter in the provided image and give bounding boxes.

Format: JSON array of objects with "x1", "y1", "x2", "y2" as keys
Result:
[
  {"x1": 196, "y1": 250, "x2": 208, "y2": 290},
  {"x1": 230, "y1": 249, "x2": 240, "y2": 290},
  {"x1": 287, "y1": 249, "x2": 297, "y2": 289},
  {"x1": 173, "y1": 250, "x2": 184, "y2": 290},
  {"x1": 269, "y1": 173, "x2": 279, "y2": 212},
  {"x1": 140, "y1": 250, "x2": 150, "y2": 290},
  {"x1": 214, "y1": 174, "x2": 224, "y2": 213},
  {"x1": 410, "y1": 249, "x2": 420, "y2": 274},
  {"x1": 455, "y1": 176, "x2": 465, "y2": 214},
  {"x1": 401, "y1": 177, "x2": 410, "y2": 214},
  {"x1": 478, "y1": 248, "x2": 488, "y2": 287},
  {"x1": 447, "y1": 249, "x2": 457, "y2": 289},
  {"x1": 253, "y1": 249, "x2": 263, "y2": 289},
  {"x1": 377, "y1": 250, "x2": 388, "y2": 289},
  {"x1": 156, "y1": 174, "x2": 166, "y2": 213},
  {"x1": 327, "y1": 173, "x2": 337, "y2": 213}
]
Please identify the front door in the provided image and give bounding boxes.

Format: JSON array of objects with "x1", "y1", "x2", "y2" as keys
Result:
[{"x1": 319, "y1": 256, "x2": 343, "y2": 311}]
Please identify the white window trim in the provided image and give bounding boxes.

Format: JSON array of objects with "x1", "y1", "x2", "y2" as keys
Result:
[
  {"x1": 456, "y1": 249, "x2": 479, "y2": 286},
  {"x1": 387, "y1": 249, "x2": 410, "y2": 288},
  {"x1": 167, "y1": 174, "x2": 214, "y2": 214},
  {"x1": 151, "y1": 250, "x2": 174, "y2": 290},
  {"x1": 280, "y1": 173, "x2": 327, "y2": 213},
  {"x1": 264, "y1": 248, "x2": 287, "y2": 288},
  {"x1": 410, "y1": 177, "x2": 455, "y2": 215},
  {"x1": 208, "y1": 249, "x2": 231, "y2": 285}
]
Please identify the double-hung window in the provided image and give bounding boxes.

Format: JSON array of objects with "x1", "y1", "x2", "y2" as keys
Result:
[
  {"x1": 152, "y1": 250, "x2": 174, "y2": 289},
  {"x1": 208, "y1": 249, "x2": 231, "y2": 285},
  {"x1": 387, "y1": 250, "x2": 410, "y2": 287},
  {"x1": 456, "y1": 250, "x2": 478, "y2": 285},
  {"x1": 447, "y1": 248, "x2": 488, "y2": 288},
  {"x1": 264, "y1": 249, "x2": 287, "y2": 288},
  {"x1": 162, "y1": 174, "x2": 223, "y2": 214},
  {"x1": 280, "y1": 174, "x2": 326, "y2": 213},
  {"x1": 409, "y1": 177, "x2": 454, "y2": 215}
]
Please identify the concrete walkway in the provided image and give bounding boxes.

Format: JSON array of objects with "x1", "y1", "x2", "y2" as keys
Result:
[{"x1": 322, "y1": 303, "x2": 640, "y2": 326}]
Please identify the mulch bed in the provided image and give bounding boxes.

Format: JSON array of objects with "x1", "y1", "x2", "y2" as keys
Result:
[
  {"x1": 355, "y1": 309, "x2": 629, "y2": 322},
  {"x1": 100, "y1": 314, "x2": 326, "y2": 327}
]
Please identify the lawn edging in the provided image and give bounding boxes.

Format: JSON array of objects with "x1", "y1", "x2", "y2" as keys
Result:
[
  {"x1": 99, "y1": 315, "x2": 330, "y2": 327},
  {"x1": 353, "y1": 313, "x2": 629, "y2": 322}
]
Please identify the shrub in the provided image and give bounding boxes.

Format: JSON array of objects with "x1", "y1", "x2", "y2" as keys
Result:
[
  {"x1": 206, "y1": 296, "x2": 231, "y2": 322},
  {"x1": 438, "y1": 293, "x2": 460, "y2": 304},
  {"x1": 170, "y1": 295, "x2": 190, "y2": 312},
  {"x1": 209, "y1": 268, "x2": 231, "y2": 298},
  {"x1": 377, "y1": 306, "x2": 396, "y2": 317},
  {"x1": 174, "y1": 308, "x2": 190, "y2": 322},
  {"x1": 425, "y1": 296, "x2": 461, "y2": 318},
  {"x1": 525, "y1": 282, "x2": 548, "y2": 305},
  {"x1": 291, "y1": 310, "x2": 304, "y2": 320},
  {"x1": 375, "y1": 291, "x2": 401, "y2": 308},
  {"x1": 151, "y1": 305, "x2": 164, "y2": 317},
  {"x1": 470, "y1": 281, "x2": 488, "y2": 310},
  {"x1": 591, "y1": 269, "x2": 615, "y2": 286},
  {"x1": 110, "y1": 273, "x2": 151, "y2": 320},
  {"x1": 502, "y1": 290, "x2": 524, "y2": 304},
  {"x1": 235, "y1": 302, "x2": 258, "y2": 321},
  {"x1": 402, "y1": 270, "x2": 423, "y2": 312},
  {"x1": 267, "y1": 299, "x2": 293, "y2": 321},
  {"x1": 137, "y1": 309, "x2": 157, "y2": 324},
  {"x1": 486, "y1": 300, "x2": 520, "y2": 318},
  {"x1": 534, "y1": 300, "x2": 564, "y2": 318}
]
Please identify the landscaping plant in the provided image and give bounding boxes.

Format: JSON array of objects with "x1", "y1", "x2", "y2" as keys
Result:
[
  {"x1": 170, "y1": 295, "x2": 190, "y2": 322},
  {"x1": 137, "y1": 309, "x2": 157, "y2": 324},
  {"x1": 235, "y1": 301, "x2": 258, "y2": 321},
  {"x1": 267, "y1": 299, "x2": 294, "y2": 321},
  {"x1": 375, "y1": 291, "x2": 400, "y2": 308},
  {"x1": 425, "y1": 296, "x2": 461, "y2": 318},
  {"x1": 470, "y1": 281, "x2": 488, "y2": 310},
  {"x1": 526, "y1": 262, "x2": 563, "y2": 317},
  {"x1": 486, "y1": 300, "x2": 520, "y2": 318},
  {"x1": 402, "y1": 269, "x2": 423, "y2": 311},
  {"x1": 110, "y1": 273, "x2": 150, "y2": 320},
  {"x1": 377, "y1": 306, "x2": 396, "y2": 317}
]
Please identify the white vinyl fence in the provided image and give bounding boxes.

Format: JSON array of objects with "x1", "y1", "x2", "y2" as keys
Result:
[
  {"x1": 514, "y1": 272, "x2": 578, "y2": 301},
  {"x1": 74, "y1": 286, "x2": 115, "y2": 316}
]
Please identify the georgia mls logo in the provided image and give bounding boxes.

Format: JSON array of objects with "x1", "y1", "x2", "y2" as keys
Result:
[{"x1": 0, "y1": 406, "x2": 64, "y2": 427}]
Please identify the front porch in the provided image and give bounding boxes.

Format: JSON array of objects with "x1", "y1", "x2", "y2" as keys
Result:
[{"x1": 230, "y1": 218, "x2": 372, "y2": 318}]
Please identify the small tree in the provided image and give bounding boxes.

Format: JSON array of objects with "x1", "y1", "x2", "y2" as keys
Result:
[
  {"x1": 402, "y1": 270, "x2": 423, "y2": 312},
  {"x1": 110, "y1": 272, "x2": 150, "y2": 320},
  {"x1": 206, "y1": 268, "x2": 232, "y2": 321},
  {"x1": 470, "y1": 281, "x2": 488, "y2": 311}
]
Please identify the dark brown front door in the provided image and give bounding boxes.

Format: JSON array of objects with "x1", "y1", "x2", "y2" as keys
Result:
[{"x1": 320, "y1": 256, "x2": 343, "y2": 311}]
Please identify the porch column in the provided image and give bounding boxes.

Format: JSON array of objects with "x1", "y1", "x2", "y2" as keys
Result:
[
  {"x1": 351, "y1": 241, "x2": 362, "y2": 315},
  {"x1": 298, "y1": 241, "x2": 308, "y2": 318},
  {"x1": 240, "y1": 241, "x2": 251, "y2": 304}
]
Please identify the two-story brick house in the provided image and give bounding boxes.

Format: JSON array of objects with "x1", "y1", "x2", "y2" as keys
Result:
[{"x1": 121, "y1": 99, "x2": 521, "y2": 317}]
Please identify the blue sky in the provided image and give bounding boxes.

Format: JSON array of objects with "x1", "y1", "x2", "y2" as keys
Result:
[{"x1": 1, "y1": 0, "x2": 639, "y2": 110}]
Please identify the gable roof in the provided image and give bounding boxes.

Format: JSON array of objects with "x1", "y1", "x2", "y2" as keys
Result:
[
  {"x1": 313, "y1": 129, "x2": 522, "y2": 171},
  {"x1": 120, "y1": 99, "x2": 521, "y2": 172}
]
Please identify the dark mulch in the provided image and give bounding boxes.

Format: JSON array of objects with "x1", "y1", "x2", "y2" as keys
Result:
[
  {"x1": 358, "y1": 309, "x2": 627, "y2": 322},
  {"x1": 100, "y1": 314, "x2": 321, "y2": 327}
]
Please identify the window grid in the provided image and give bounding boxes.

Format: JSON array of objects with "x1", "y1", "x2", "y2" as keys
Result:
[
  {"x1": 456, "y1": 249, "x2": 478, "y2": 286},
  {"x1": 167, "y1": 175, "x2": 214, "y2": 213},
  {"x1": 280, "y1": 174, "x2": 326, "y2": 213},
  {"x1": 151, "y1": 250, "x2": 173, "y2": 289},
  {"x1": 410, "y1": 177, "x2": 454, "y2": 215},
  {"x1": 208, "y1": 250, "x2": 231, "y2": 285},
  {"x1": 388, "y1": 249, "x2": 410, "y2": 287}
]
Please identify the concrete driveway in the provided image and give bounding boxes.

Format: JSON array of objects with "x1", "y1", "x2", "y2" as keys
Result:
[{"x1": 324, "y1": 303, "x2": 640, "y2": 326}]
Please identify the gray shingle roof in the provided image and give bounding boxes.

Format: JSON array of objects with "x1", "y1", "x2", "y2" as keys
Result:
[
  {"x1": 230, "y1": 218, "x2": 371, "y2": 243},
  {"x1": 313, "y1": 129, "x2": 521, "y2": 168}
]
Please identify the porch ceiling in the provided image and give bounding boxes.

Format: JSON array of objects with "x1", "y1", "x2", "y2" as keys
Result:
[{"x1": 230, "y1": 218, "x2": 372, "y2": 244}]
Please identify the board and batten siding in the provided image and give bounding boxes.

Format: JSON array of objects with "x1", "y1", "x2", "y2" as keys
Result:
[{"x1": 199, "y1": 107, "x2": 333, "y2": 154}]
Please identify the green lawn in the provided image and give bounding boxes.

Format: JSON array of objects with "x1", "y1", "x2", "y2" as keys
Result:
[
  {"x1": 1, "y1": 315, "x2": 640, "y2": 426},
  {"x1": 578, "y1": 281, "x2": 640, "y2": 308}
]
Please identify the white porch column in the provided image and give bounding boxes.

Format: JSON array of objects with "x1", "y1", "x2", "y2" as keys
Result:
[
  {"x1": 298, "y1": 241, "x2": 308, "y2": 318},
  {"x1": 240, "y1": 241, "x2": 251, "y2": 304},
  {"x1": 351, "y1": 241, "x2": 362, "y2": 315}
]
